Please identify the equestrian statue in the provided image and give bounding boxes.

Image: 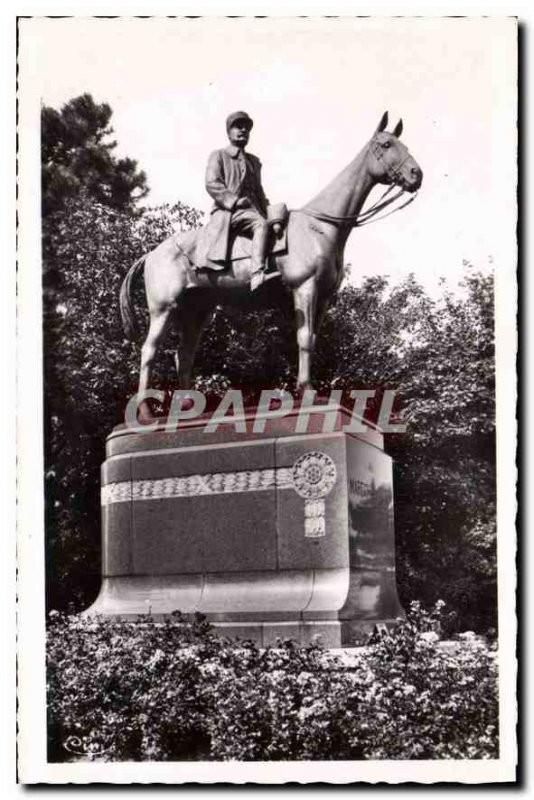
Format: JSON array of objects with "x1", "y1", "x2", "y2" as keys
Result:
[{"x1": 119, "y1": 111, "x2": 423, "y2": 408}]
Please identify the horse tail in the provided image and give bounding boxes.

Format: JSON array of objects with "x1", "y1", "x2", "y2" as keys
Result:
[{"x1": 119, "y1": 253, "x2": 147, "y2": 340}]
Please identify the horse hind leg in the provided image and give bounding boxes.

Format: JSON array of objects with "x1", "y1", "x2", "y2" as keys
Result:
[{"x1": 137, "y1": 307, "x2": 172, "y2": 418}]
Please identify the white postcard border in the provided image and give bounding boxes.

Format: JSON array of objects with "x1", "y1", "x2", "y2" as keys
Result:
[{"x1": 15, "y1": 6, "x2": 519, "y2": 785}]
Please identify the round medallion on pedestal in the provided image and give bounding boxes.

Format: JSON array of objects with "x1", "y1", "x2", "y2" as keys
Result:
[{"x1": 291, "y1": 451, "x2": 337, "y2": 500}]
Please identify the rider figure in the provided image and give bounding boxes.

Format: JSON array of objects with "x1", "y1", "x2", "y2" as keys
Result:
[{"x1": 205, "y1": 111, "x2": 281, "y2": 292}]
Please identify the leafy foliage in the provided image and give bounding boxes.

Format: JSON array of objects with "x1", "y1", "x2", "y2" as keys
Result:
[
  {"x1": 43, "y1": 197, "x2": 202, "y2": 611},
  {"x1": 363, "y1": 602, "x2": 499, "y2": 759},
  {"x1": 41, "y1": 94, "x2": 149, "y2": 216},
  {"x1": 46, "y1": 603, "x2": 499, "y2": 762}
]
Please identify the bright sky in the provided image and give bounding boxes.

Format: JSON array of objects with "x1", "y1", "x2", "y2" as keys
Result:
[{"x1": 23, "y1": 16, "x2": 516, "y2": 294}]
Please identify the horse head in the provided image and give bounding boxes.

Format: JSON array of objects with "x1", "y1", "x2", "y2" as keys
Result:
[{"x1": 367, "y1": 110, "x2": 423, "y2": 193}]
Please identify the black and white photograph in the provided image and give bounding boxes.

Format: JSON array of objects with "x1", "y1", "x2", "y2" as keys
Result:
[{"x1": 16, "y1": 12, "x2": 517, "y2": 784}]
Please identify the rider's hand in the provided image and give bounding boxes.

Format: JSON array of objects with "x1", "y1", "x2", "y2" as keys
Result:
[
  {"x1": 273, "y1": 222, "x2": 283, "y2": 238},
  {"x1": 235, "y1": 197, "x2": 251, "y2": 209}
]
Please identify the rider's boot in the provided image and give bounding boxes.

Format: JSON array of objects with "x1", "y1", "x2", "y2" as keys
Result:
[{"x1": 250, "y1": 221, "x2": 270, "y2": 293}]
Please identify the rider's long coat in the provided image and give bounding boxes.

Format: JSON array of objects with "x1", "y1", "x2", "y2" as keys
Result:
[{"x1": 197, "y1": 145, "x2": 269, "y2": 267}]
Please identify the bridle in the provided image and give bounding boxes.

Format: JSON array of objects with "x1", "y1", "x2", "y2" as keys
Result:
[
  {"x1": 369, "y1": 137, "x2": 413, "y2": 187},
  {"x1": 301, "y1": 137, "x2": 419, "y2": 228}
]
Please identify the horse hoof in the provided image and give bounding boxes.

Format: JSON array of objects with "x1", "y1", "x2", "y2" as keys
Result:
[
  {"x1": 137, "y1": 401, "x2": 157, "y2": 426},
  {"x1": 181, "y1": 396, "x2": 196, "y2": 412}
]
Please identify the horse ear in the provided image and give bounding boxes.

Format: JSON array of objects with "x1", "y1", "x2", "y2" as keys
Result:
[
  {"x1": 392, "y1": 118, "x2": 403, "y2": 138},
  {"x1": 375, "y1": 111, "x2": 388, "y2": 134}
]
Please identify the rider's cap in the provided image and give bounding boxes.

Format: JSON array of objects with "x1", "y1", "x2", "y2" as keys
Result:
[{"x1": 226, "y1": 111, "x2": 253, "y2": 132}]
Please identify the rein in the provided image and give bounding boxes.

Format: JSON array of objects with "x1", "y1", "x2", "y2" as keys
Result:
[
  {"x1": 356, "y1": 188, "x2": 418, "y2": 227},
  {"x1": 300, "y1": 138, "x2": 418, "y2": 229},
  {"x1": 301, "y1": 186, "x2": 416, "y2": 228}
]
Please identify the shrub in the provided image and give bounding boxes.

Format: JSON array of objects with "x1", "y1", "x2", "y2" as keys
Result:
[
  {"x1": 204, "y1": 639, "x2": 371, "y2": 761},
  {"x1": 46, "y1": 603, "x2": 499, "y2": 762},
  {"x1": 46, "y1": 611, "x2": 219, "y2": 761},
  {"x1": 362, "y1": 602, "x2": 499, "y2": 759}
]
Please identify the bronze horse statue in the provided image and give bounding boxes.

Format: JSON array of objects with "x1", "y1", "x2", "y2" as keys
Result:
[{"x1": 120, "y1": 112, "x2": 423, "y2": 404}]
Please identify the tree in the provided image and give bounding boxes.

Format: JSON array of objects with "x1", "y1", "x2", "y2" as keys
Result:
[
  {"x1": 43, "y1": 196, "x2": 202, "y2": 611},
  {"x1": 41, "y1": 94, "x2": 149, "y2": 216},
  {"x1": 315, "y1": 273, "x2": 496, "y2": 632}
]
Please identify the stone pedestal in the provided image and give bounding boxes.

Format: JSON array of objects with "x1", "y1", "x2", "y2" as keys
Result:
[{"x1": 86, "y1": 404, "x2": 405, "y2": 646}]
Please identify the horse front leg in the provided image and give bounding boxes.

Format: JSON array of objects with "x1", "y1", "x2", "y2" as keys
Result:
[
  {"x1": 174, "y1": 303, "x2": 214, "y2": 390},
  {"x1": 293, "y1": 278, "x2": 318, "y2": 391}
]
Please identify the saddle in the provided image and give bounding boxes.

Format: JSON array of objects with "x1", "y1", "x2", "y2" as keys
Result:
[{"x1": 174, "y1": 203, "x2": 289, "y2": 273}]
